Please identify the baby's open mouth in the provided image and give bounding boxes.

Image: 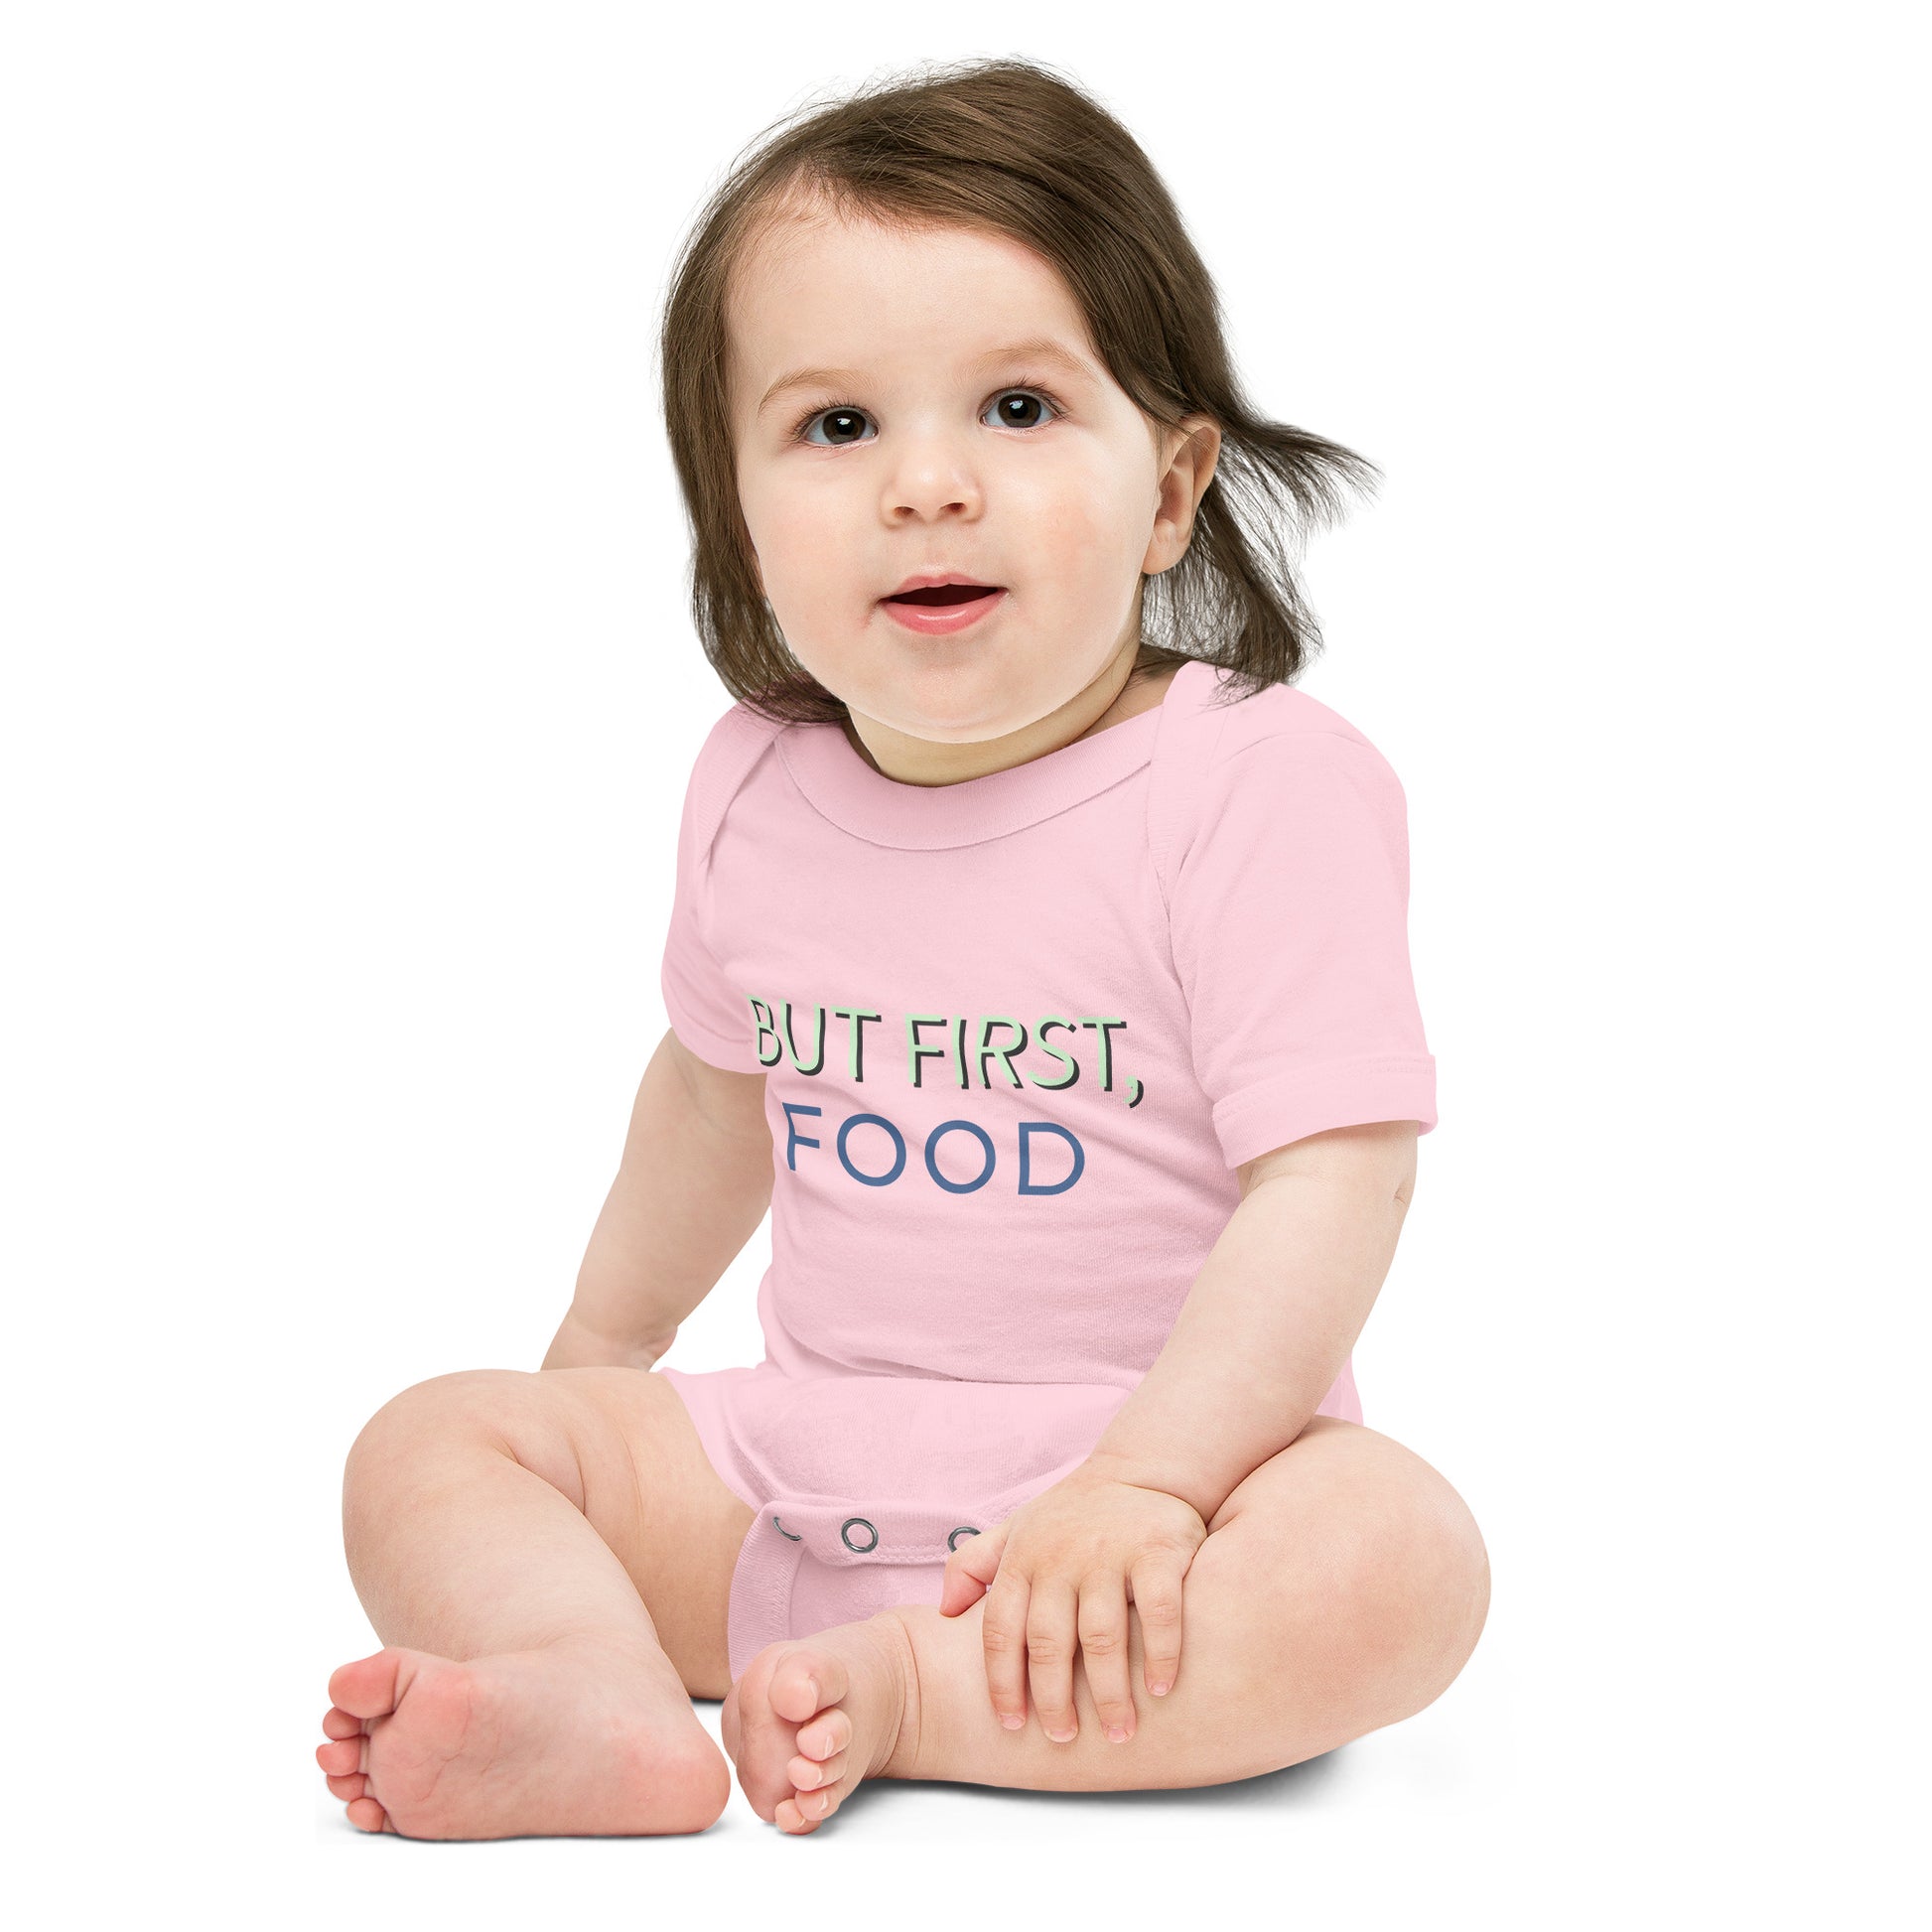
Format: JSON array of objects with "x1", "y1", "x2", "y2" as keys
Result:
[{"x1": 886, "y1": 584, "x2": 1003, "y2": 606}]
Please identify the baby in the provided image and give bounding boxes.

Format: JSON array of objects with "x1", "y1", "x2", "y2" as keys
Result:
[{"x1": 316, "y1": 56, "x2": 1489, "y2": 1839}]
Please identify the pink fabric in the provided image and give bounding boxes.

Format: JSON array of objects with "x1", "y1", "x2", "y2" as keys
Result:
[{"x1": 654, "y1": 658, "x2": 1434, "y2": 1680}]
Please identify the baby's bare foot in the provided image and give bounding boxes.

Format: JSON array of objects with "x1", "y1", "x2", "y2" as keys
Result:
[
  {"x1": 315, "y1": 1637, "x2": 731, "y2": 1839},
  {"x1": 720, "y1": 1611, "x2": 921, "y2": 1834}
]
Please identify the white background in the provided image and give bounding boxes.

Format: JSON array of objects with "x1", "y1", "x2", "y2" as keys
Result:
[{"x1": 4, "y1": 2, "x2": 1923, "y2": 1923}]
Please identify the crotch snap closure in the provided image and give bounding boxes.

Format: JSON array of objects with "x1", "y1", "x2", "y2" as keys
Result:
[
  {"x1": 840, "y1": 1516, "x2": 879, "y2": 1554},
  {"x1": 772, "y1": 1514, "x2": 802, "y2": 1540},
  {"x1": 947, "y1": 1526, "x2": 981, "y2": 1551}
]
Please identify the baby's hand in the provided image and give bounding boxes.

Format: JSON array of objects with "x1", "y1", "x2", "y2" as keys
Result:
[{"x1": 937, "y1": 1462, "x2": 1206, "y2": 1744}]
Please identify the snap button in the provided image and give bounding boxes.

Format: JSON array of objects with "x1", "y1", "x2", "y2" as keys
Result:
[
  {"x1": 772, "y1": 1515, "x2": 801, "y2": 1541},
  {"x1": 947, "y1": 1526, "x2": 981, "y2": 1551},
  {"x1": 840, "y1": 1516, "x2": 879, "y2": 1554}
]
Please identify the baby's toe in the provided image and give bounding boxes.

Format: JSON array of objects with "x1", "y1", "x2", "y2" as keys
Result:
[
  {"x1": 773, "y1": 1793, "x2": 821, "y2": 1834},
  {"x1": 770, "y1": 1648, "x2": 845, "y2": 1725},
  {"x1": 325, "y1": 1772, "x2": 366, "y2": 1803},
  {"x1": 788, "y1": 1747, "x2": 846, "y2": 1791},
  {"x1": 795, "y1": 1707, "x2": 853, "y2": 1759},
  {"x1": 317, "y1": 1737, "x2": 363, "y2": 1779},
  {"x1": 780, "y1": 1770, "x2": 857, "y2": 1830},
  {"x1": 344, "y1": 1796, "x2": 389, "y2": 1834},
  {"x1": 328, "y1": 1648, "x2": 406, "y2": 1722},
  {"x1": 321, "y1": 1706, "x2": 361, "y2": 1741}
]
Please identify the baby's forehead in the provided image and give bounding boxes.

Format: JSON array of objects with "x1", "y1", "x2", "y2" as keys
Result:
[{"x1": 725, "y1": 209, "x2": 1097, "y2": 389}]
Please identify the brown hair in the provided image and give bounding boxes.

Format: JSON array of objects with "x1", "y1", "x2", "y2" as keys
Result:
[{"x1": 658, "y1": 55, "x2": 1380, "y2": 726}]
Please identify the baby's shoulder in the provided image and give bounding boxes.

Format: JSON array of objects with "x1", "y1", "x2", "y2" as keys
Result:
[
  {"x1": 1151, "y1": 673, "x2": 1414, "y2": 901},
  {"x1": 1168, "y1": 666, "x2": 1384, "y2": 768},
  {"x1": 696, "y1": 692, "x2": 789, "y2": 761},
  {"x1": 673, "y1": 694, "x2": 788, "y2": 859},
  {"x1": 683, "y1": 692, "x2": 789, "y2": 794}
]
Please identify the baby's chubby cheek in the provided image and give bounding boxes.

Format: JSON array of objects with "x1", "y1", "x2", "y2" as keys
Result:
[
  {"x1": 748, "y1": 479, "x2": 875, "y2": 589},
  {"x1": 1025, "y1": 450, "x2": 1155, "y2": 589},
  {"x1": 1029, "y1": 500, "x2": 1133, "y2": 608}
]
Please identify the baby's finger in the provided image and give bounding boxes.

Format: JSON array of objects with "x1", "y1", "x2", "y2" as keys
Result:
[
  {"x1": 1130, "y1": 1556, "x2": 1186, "y2": 1698},
  {"x1": 980, "y1": 1566, "x2": 1032, "y2": 1731},
  {"x1": 937, "y1": 1520, "x2": 1002, "y2": 1616},
  {"x1": 1028, "y1": 1579, "x2": 1081, "y2": 1743},
  {"x1": 1076, "y1": 1577, "x2": 1137, "y2": 1742}
]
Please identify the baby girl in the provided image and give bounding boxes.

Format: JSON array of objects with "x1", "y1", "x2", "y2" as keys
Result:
[{"x1": 315, "y1": 56, "x2": 1489, "y2": 1839}]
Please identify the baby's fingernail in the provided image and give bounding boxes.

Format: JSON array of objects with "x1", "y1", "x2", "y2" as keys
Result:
[
  {"x1": 1150, "y1": 1681, "x2": 1171, "y2": 1696},
  {"x1": 1046, "y1": 1726, "x2": 1076, "y2": 1743},
  {"x1": 1000, "y1": 1714, "x2": 1024, "y2": 1730},
  {"x1": 1106, "y1": 1725, "x2": 1129, "y2": 1743}
]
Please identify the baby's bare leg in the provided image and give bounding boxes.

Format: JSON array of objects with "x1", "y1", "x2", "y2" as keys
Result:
[
  {"x1": 905, "y1": 1417, "x2": 1488, "y2": 1790},
  {"x1": 726, "y1": 1418, "x2": 1488, "y2": 1828},
  {"x1": 316, "y1": 1365, "x2": 755, "y2": 1839}
]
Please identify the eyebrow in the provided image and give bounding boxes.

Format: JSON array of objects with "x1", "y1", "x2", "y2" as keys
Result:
[{"x1": 756, "y1": 338, "x2": 1097, "y2": 419}]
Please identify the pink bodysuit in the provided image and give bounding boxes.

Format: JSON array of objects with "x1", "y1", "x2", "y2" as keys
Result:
[{"x1": 655, "y1": 656, "x2": 1437, "y2": 1681}]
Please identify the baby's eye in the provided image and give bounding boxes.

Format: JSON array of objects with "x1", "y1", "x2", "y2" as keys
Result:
[
  {"x1": 983, "y1": 388, "x2": 1059, "y2": 431},
  {"x1": 798, "y1": 405, "x2": 872, "y2": 448},
  {"x1": 792, "y1": 387, "x2": 1061, "y2": 448}
]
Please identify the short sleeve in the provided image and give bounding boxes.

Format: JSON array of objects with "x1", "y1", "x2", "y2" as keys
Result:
[
  {"x1": 1168, "y1": 729, "x2": 1437, "y2": 1170},
  {"x1": 658, "y1": 730, "x2": 766, "y2": 1075}
]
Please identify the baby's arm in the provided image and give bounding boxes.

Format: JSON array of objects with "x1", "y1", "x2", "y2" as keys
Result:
[
  {"x1": 541, "y1": 1028, "x2": 771, "y2": 1371},
  {"x1": 937, "y1": 1117, "x2": 1422, "y2": 1729},
  {"x1": 1086, "y1": 1119, "x2": 1418, "y2": 1518},
  {"x1": 1089, "y1": 1128, "x2": 1422, "y2": 1514}
]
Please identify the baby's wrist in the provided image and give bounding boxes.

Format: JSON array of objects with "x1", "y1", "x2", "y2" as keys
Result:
[
  {"x1": 1080, "y1": 1446, "x2": 1217, "y2": 1520},
  {"x1": 542, "y1": 1306, "x2": 677, "y2": 1372}
]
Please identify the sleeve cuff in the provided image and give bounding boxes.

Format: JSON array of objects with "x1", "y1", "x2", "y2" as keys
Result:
[
  {"x1": 660, "y1": 975, "x2": 767, "y2": 1075},
  {"x1": 1210, "y1": 1054, "x2": 1438, "y2": 1171}
]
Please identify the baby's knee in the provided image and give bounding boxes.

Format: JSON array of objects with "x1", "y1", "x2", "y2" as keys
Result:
[
  {"x1": 1330, "y1": 1447, "x2": 1490, "y2": 1707},
  {"x1": 345, "y1": 1368, "x2": 541, "y2": 1477}
]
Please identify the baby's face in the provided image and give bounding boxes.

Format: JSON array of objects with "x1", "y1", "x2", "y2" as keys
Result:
[{"x1": 727, "y1": 203, "x2": 1203, "y2": 750}]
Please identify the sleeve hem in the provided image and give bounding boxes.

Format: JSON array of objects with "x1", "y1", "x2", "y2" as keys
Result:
[
  {"x1": 1210, "y1": 1056, "x2": 1438, "y2": 1171},
  {"x1": 660, "y1": 976, "x2": 767, "y2": 1075}
]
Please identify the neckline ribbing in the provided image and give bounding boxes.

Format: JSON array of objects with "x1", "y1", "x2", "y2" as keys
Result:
[{"x1": 774, "y1": 657, "x2": 1213, "y2": 850}]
